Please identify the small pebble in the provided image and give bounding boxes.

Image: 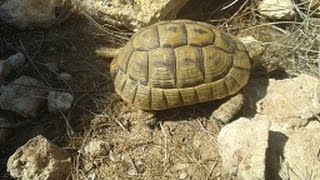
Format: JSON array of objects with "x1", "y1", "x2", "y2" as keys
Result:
[
  {"x1": 59, "y1": 72, "x2": 72, "y2": 81},
  {"x1": 6, "y1": 52, "x2": 26, "y2": 70},
  {"x1": 47, "y1": 91, "x2": 74, "y2": 113}
]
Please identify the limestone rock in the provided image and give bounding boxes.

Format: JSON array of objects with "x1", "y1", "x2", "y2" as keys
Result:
[
  {"x1": 79, "y1": 0, "x2": 190, "y2": 31},
  {"x1": 256, "y1": 74, "x2": 320, "y2": 130},
  {"x1": 218, "y1": 117, "x2": 270, "y2": 180},
  {"x1": 7, "y1": 135, "x2": 72, "y2": 180},
  {"x1": 0, "y1": 0, "x2": 57, "y2": 29},
  {"x1": 267, "y1": 121, "x2": 320, "y2": 180},
  {"x1": 0, "y1": 76, "x2": 46, "y2": 117},
  {"x1": 258, "y1": 0, "x2": 296, "y2": 20},
  {"x1": 253, "y1": 74, "x2": 320, "y2": 179},
  {"x1": 47, "y1": 91, "x2": 74, "y2": 113}
]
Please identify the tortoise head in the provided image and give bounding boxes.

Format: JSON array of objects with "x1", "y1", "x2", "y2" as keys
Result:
[{"x1": 239, "y1": 36, "x2": 265, "y2": 67}]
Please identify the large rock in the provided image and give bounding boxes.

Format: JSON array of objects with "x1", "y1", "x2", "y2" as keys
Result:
[
  {"x1": 267, "y1": 121, "x2": 320, "y2": 180},
  {"x1": 258, "y1": 0, "x2": 296, "y2": 20},
  {"x1": 253, "y1": 74, "x2": 320, "y2": 179},
  {"x1": 0, "y1": 0, "x2": 62, "y2": 29},
  {"x1": 0, "y1": 76, "x2": 47, "y2": 117},
  {"x1": 79, "y1": 0, "x2": 190, "y2": 31},
  {"x1": 256, "y1": 74, "x2": 320, "y2": 130},
  {"x1": 7, "y1": 135, "x2": 72, "y2": 180},
  {"x1": 218, "y1": 117, "x2": 270, "y2": 180}
]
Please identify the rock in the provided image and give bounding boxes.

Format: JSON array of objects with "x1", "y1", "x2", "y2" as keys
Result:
[
  {"x1": 0, "y1": 0, "x2": 57, "y2": 29},
  {"x1": 58, "y1": 72, "x2": 72, "y2": 81},
  {"x1": 44, "y1": 62, "x2": 59, "y2": 72},
  {"x1": 7, "y1": 135, "x2": 72, "y2": 180},
  {"x1": 267, "y1": 121, "x2": 320, "y2": 180},
  {"x1": 6, "y1": 52, "x2": 26, "y2": 70},
  {"x1": 177, "y1": 170, "x2": 188, "y2": 179},
  {"x1": 258, "y1": 0, "x2": 296, "y2": 20},
  {"x1": 47, "y1": 91, "x2": 74, "y2": 113},
  {"x1": 256, "y1": 74, "x2": 320, "y2": 130},
  {"x1": 218, "y1": 117, "x2": 270, "y2": 180},
  {"x1": 0, "y1": 60, "x2": 12, "y2": 82},
  {"x1": 78, "y1": 0, "x2": 190, "y2": 31},
  {"x1": 252, "y1": 74, "x2": 320, "y2": 179},
  {"x1": 84, "y1": 139, "x2": 111, "y2": 158},
  {"x1": 0, "y1": 76, "x2": 46, "y2": 117}
]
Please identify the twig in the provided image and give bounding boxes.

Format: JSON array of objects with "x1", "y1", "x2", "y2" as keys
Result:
[
  {"x1": 159, "y1": 123, "x2": 170, "y2": 172},
  {"x1": 19, "y1": 40, "x2": 52, "y2": 87}
]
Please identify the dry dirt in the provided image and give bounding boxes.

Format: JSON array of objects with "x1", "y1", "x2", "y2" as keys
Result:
[{"x1": 1, "y1": 0, "x2": 320, "y2": 179}]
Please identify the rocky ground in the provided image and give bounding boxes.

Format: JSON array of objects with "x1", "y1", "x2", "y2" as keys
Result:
[{"x1": 1, "y1": 0, "x2": 320, "y2": 179}]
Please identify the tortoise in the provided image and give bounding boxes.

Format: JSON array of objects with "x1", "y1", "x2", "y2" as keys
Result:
[{"x1": 97, "y1": 20, "x2": 262, "y2": 123}]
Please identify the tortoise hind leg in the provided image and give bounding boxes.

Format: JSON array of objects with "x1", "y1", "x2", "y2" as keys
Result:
[
  {"x1": 130, "y1": 109, "x2": 159, "y2": 138},
  {"x1": 210, "y1": 93, "x2": 244, "y2": 124},
  {"x1": 136, "y1": 110, "x2": 159, "y2": 129}
]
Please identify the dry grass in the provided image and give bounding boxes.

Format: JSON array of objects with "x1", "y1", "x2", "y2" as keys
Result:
[{"x1": 1, "y1": 0, "x2": 320, "y2": 179}]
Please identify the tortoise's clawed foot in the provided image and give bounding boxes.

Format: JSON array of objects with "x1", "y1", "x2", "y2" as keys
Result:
[{"x1": 137, "y1": 110, "x2": 159, "y2": 129}]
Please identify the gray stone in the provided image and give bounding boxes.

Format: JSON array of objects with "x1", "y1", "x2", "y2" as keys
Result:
[
  {"x1": 6, "y1": 52, "x2": 26, "y2": 70},
  {"x1": 7, "y1": 135, "x2": 72, "y2": 180},
  {"x1": 58, "y1": 72, "x2": 72, "y2": 81},
  {"x1": 218, "y1": 117, "x2": 270, "y2": 180},
  {"x1": 44, "y1": 62, "x2": 59, "y2": 72},
  {"x1": 0, "y1": 0, "x2": 57, "y2": 29},
  {"x1": 0, "y1": 76, "x2": 46, "y2": 117},
  {"x1": 47, "y1": 91, "x2": 74, "y2": 113}
]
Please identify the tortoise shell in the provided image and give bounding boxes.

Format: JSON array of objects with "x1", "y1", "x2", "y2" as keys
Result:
[{"x1": 111, "y1": 20, "x2": 251, "y2": 110}]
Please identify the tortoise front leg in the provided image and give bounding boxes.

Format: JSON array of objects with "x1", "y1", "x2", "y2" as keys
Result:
[{"x1": 210, "y1": 93, "x2": 244, "y2": 124}]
